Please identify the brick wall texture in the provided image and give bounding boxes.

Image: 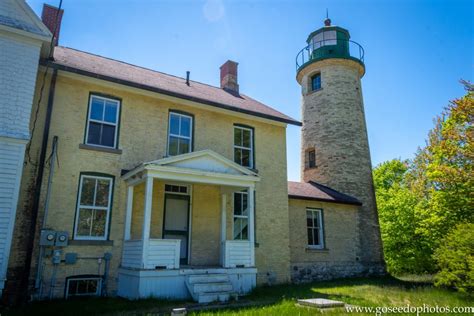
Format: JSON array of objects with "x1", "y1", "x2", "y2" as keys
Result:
[{"x1": 8, "y1": 72, "x2": 291, "y2": 299}]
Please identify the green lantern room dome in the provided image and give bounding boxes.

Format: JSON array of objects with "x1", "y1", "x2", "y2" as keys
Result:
[{"x1": 296, "y1": 18, "x2": 365, "y2": 74}]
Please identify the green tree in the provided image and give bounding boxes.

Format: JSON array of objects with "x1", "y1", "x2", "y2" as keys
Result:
[
  {"x1": 410, "y1": 84, "x2": 473, "y2": 259},
  {"x1": 434, "y1": 223, "x2": 474, "y2": 293},
  {"x1": 373, "y1": 160, "x2": 433, "y2": 273},
  {"x1": 374, "y1": 82, "x2": 473, "y2": 277}
]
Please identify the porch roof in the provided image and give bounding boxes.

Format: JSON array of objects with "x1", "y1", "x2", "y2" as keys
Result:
[{"x1": 122, "y1": 150, "x2": 260, "y2": 187}]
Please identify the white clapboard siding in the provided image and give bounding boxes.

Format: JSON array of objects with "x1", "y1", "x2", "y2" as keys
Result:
[
  {"x1": 224, "y1": 240, "x2": 252, "y2": 268},
  {"x1": 122, "y1": 240, "x2": 144, "y2": 269},
  {"x1": 146, "y1": 239, "x2": 180, "y2": 269},
  {"x1": 122, "y1": 239, "x2": 181, "y2": 270},
  {"x1": 0, "y1": 140, "x2": 26, "y2": 293}
]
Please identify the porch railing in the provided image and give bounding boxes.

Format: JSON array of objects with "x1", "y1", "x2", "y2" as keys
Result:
[
  {"x1": 296, "y1": 39, "x2": 365, "y2": 71},
  {"x1": 122, "y1": 239, "x2": 181, "y2": 269},
  {"x1": 223, "y1": 240, "x2": 253, "y2": 268}
]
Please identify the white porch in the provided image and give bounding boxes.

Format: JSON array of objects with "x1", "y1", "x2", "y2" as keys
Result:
[{"x1": 118, "y1": 150, "x2": 259, "y2": 301}]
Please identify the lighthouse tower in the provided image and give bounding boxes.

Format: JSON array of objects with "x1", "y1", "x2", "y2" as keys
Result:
[{"x1": 295, "y1": 17, "x2": 385, "y2": 272}]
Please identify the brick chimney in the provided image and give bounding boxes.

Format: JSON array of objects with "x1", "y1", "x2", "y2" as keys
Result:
[
  {"x1": 41, "y1": 4, "x2": 64, "y2": 46},
  {"x1": 220, "y1": 60, "x2": 239, "y2": 93}
]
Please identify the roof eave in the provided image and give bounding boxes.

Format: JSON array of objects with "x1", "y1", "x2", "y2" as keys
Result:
[
  {"x1": 288, "y1": 194, "x2": 363, "y2": 206},
  {"x1": 42, "y1": 60, "x2": 302, "y2": 127}
]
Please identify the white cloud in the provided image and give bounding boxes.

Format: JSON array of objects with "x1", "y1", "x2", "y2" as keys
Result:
[{"x1": 203, "y1": 0, "x2": 225, "y2": 22}]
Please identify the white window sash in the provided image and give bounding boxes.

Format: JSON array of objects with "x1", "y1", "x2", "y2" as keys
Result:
[
  {"x1": 233, "y1": 126, "x2": 254, "y2": 168},
  {"x1": 74, "y1": 175, "x2": 112, "y2": 241},
  {"x1": 169, "y1": 134, "x2": 191, "y2": 140},
  {"x1": 168, "y1": 113, "x2": 193, "y2": 155},
  {"x1": 88, "y1": 118, "x2": 117, "y2": 127},
  {"x1": 85, "y1": 95, "x2": 120, "y2": 148},
  {"x1": 307, "y1": 208, "x2": 324, "y2": 248},
  {"x1": 233, "y1": 192, "x2": 249, "y2": 240}
]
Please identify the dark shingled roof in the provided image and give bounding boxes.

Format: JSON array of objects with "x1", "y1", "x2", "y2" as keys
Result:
[
  {"x1": 46, "y1": 46, "x2": 301, "y2": 126},
  {"x1": 288, "y1": 181, "x2": 362, "y2": 206}
]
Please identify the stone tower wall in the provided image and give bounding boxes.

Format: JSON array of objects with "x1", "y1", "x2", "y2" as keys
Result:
[{"x1": 297, "y1": 58, "x2": 385, "y2": 271}]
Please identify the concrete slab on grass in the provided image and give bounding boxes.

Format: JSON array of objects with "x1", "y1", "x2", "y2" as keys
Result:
[{"x1": 297, "y1": 298, "x2": 345, "y2": 309}]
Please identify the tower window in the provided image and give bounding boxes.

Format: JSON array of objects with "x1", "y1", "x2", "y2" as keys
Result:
[
  {"x1": 311, "y1": 74, "x2": 321, "y2": 91},
  {"x1": 307, "y1": 148, "x2": 316, "y2": 168}
]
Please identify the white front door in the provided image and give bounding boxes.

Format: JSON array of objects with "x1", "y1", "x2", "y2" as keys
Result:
[{"x1": 163, "y1": 194, "x2": 190, "y2": 264}]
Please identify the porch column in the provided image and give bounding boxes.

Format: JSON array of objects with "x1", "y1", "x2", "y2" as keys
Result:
[
  {"x1": 141, "y1": 176, "x2": 154, "y2": 267},
  {"x1": 220, "y1": 193, "x2": 227, "y2": 265},
  {"x1": 248, "y1": 186, "x2": 255, "y2": 266},
  {"x1": 124, "y1": 185, "x2": 134, "y2": 240}
]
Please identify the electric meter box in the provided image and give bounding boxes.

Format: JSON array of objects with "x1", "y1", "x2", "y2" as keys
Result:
[
  {"x1": 55, "y1": 231, "x2": 69, "y2": 247},
  {"x1": 39, "y1": 229, "x2": 56, "y2": 246}
]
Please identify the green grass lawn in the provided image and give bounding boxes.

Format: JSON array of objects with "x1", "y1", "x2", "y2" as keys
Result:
[{"x1": 1, "y1": 276, "x2": 472, "y2": 315}]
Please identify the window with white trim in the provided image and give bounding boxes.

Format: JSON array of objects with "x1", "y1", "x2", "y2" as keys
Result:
[
  {"x1": 86, "y1": 95, "x2": 120, "y2": 148},
  {"x1": 66, "y1": 276, "x2": 102, "y2": 298},
  {"x1": 233, "y1": 192, "x2": 248, "y2": 240},
  {"x1": 74, "y1": 175, "x2": 113, "y2": 240},
  {"x1": 307, "y1": 208, "x2": 324, "y2": 248},
  {"x1": 234, "y1": 126, "x2": 253, "y2": 168},
  {"x1": 168, "y1": 112, "x2": 193, "y2": 156}
]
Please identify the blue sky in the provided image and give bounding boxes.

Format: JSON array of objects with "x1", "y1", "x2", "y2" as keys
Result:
[{"x1": 28, "y1": 0, "x2": 473, "y2": 181}]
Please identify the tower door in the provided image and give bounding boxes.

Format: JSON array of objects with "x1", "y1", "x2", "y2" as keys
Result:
[{"x1": 163, "y1": 194, "x2": 190, "y2": 264}]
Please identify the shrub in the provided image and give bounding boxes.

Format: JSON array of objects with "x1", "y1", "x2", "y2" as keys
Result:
[{"x1": 433, "y1": 223, "x2": 474, "y2": 293}]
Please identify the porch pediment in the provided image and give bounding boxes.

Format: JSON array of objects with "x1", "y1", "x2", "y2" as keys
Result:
[
  {"x1": 122, "y1": 150, "x2": 259, "y2": 187},
  {"x1": 146, "y1": 150, "x2": 257, "y2": 177}
]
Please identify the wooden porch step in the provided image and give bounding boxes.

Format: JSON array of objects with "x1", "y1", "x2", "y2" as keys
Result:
[
  {"x1": 191, "y1": 282, "x2": 233, "y2": 293},
  {"x1": 185, "y1": 274, "x2": 235, "y2": 304},
  {"x1": 187, "y1": 274, "x2": 230, "y2": 284},
  {"x1": 197, "y1": 291, "x2": 233, "y2": 304}
]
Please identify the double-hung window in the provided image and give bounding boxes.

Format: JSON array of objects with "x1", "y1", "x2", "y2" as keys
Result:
[
  {"x1": 74, "y1": 175, "x2": 113, "y2": 240},
  {"x1": 234, "y1": 126, "x2": 254, "y2": 168},
  {"x1": 307, "y1": 208, "x2": 324, "y2": 249},
  {"x1": 86, "y1": 95, "x2": 120, "y2": 148},
  {"x1": 168, "y1": 112, "x2": 193, "y2": 156},
  {"x1": 233, "y1": 192, "x2": 249, "y2": 240}
]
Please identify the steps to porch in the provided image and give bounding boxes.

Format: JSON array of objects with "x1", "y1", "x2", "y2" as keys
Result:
[{"x1": 185, "y1": 273, "x2": 236, "y2": 304}]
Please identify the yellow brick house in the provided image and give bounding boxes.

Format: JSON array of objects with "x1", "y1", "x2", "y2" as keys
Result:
[{"x1": 3, "y1": 3, "x2": 384, "y2": 304}]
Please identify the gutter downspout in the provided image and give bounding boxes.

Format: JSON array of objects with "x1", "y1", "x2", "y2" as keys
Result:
[
  {"x1": 20, "y1": 68, "x2": 58, "y2": 303},
  {"x1": 35, "y1": 136, "x2": 58, "y2": 298}
]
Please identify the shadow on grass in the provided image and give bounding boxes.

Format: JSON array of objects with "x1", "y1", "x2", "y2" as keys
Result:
[{"x1": 0, "y1": 296, "x2": 192, "y2": 316}]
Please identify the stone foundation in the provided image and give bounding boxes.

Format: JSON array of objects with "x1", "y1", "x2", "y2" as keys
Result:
[{"x1": 291, "y1": 261, "x2": 385, "y2": 284}]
